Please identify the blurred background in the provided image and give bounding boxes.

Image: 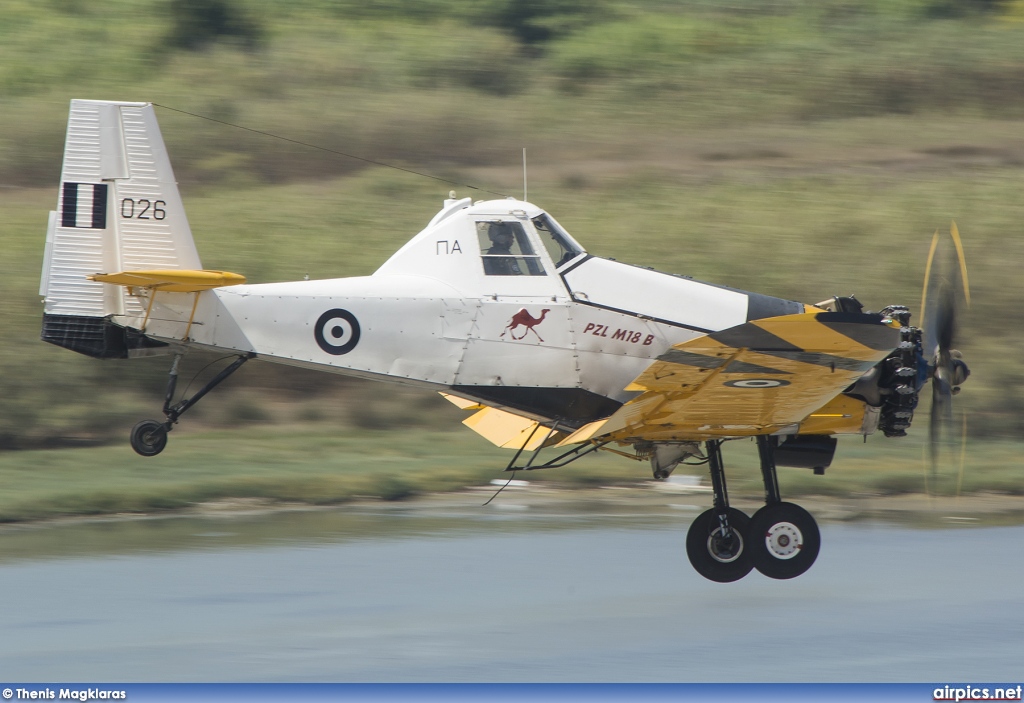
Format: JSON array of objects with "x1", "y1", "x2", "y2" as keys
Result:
[{"x1": 2, "y1": 0, "x2": 1023, "y2": 521}]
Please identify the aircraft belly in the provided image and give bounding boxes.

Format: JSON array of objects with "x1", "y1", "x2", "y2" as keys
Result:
[{"x1": 458, "y1": 340, "x2": 579, "y2": 388}]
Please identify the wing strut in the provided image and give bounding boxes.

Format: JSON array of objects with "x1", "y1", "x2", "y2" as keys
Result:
[{"x1": 503, "y1": 419, "x2": 611, "y2": 472}]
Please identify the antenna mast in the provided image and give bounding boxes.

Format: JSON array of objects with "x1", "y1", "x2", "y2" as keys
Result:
[{"x1": 523, "y1": 147, "x2": 527, "y2": 202}]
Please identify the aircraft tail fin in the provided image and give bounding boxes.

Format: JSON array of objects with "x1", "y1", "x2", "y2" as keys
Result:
[{"x1": 40, "y1": 99, "x2": 202, "y2": 357}]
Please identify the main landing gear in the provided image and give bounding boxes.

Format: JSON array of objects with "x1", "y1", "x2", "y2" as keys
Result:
[
  {"x1": 129, "y1": 353, "x2": 252, "y2": 457},
  {"x1": 685, "y1": 437, "x2": 820, "y2": 582}
]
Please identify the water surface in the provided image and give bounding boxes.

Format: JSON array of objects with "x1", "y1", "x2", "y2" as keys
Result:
[{"x1": 1, "y1": 504, "x2": 1021, "y2": 681}]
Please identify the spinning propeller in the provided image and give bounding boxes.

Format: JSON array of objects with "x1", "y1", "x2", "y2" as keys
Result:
[{"x1": 919, "y1": 222, "x2": 971, "y2": 488}]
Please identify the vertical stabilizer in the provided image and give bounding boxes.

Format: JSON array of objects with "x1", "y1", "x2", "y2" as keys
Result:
[{"x1": 41, "y1": 99, "x2": 201, "y2": 357}]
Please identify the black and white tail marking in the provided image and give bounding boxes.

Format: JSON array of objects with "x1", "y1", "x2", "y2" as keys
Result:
[{"x1": 61, "y1": 182, "x2": 108, "y2": 229}]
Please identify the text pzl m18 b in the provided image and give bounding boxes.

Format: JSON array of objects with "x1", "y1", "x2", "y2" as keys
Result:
[{"x1": 39, "y1": 100, "x2": 970, "y2": 581}]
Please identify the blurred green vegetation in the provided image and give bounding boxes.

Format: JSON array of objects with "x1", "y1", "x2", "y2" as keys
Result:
[
  {"x1": 0, "y1": 424, "x2": 1016, "y2": 523},
  {"x1": 1, "y1": 0, "x2": 1023, "y2": 516},
  {"x1": 7, "y1": 0, "x2": 1024, "y2": 186},
  {"x1": 0, "y1": 427, "x2": 520, "y2": 522}
]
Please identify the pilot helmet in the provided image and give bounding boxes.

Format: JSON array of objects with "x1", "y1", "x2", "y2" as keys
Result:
[{"x1": 488, "y1": 222, "x2": 515, "y2": 242}]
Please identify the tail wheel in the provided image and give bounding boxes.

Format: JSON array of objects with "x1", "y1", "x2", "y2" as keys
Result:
[
  {"x1": 130, "y1": 419, "x2": 168, "y2": 457},
  {"x1": 748, "y1": 502, "x2": 820, "y2": 580},
  {"x1": 685, "y1": 507, "x2": 753, "y2": 583}
]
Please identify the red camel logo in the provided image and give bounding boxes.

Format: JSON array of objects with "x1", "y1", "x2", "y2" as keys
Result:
[{"x1": 500, "y1": 308, "x2": 550, "y2": 342}]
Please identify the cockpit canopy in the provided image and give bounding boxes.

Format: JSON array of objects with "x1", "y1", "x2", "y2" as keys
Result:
[
  {"x1": 373, "y1": 198, "x2": 586, "y2": 289},
  {"x1": 476, "y1": 214, "x2": 582, "y2": 277},
  {"x1": 532, "y1": 213, "x2": 583, "y2": 269}
]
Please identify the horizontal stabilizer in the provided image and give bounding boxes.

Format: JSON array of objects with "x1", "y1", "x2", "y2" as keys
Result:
[{"x1": 89, "y1": 269, "x2": 246, "y2": 292}]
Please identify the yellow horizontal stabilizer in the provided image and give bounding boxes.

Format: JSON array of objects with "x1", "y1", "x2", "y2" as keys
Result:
[
  {"x1": 89, "y1": 269, "x2": 246, "y2": 293},
  {"x1": 463, "y1": 406, "x2": 561, "y2": 450}
]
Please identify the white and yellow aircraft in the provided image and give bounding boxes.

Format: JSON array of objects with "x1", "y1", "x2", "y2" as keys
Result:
[{"x1": 39, "y1": 100, "x2": 969, "y2": 582}]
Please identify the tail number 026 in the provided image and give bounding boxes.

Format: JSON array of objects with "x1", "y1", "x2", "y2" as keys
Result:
[{"x1": 121, "y1": 199, "x2": 167, "y2": 220}]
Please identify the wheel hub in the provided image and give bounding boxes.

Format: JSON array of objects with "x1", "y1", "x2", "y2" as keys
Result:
[
  {"x1": 764, "y1": 521, "x2": 803, "y2": 559},
  {"x1": 708, "y1": 528, "x2": 744, "y2": 564}
]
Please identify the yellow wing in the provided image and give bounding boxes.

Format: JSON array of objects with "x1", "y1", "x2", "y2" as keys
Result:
[{"x1": 561, "y1": 311, "x2": 899, "y2": 444}]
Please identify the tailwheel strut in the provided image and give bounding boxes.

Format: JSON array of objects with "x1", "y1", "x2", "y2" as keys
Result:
[
  {"x1": 747, "y1": 435, "x2": 821, "y2": 580},
  {"x1": 129, "y1": 353, "x2": 253, "y2": 457},
  {"x1": 685, "y1": 439, "x2": 753, "y2": 583}
]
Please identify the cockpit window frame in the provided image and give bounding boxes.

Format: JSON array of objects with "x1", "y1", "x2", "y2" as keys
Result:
[
  {"x1": 531, "y1": 213, "x2": 585, "y2": 270},
  {"x1": 476, "y1": 220, "x2": 547, "y2": 277}
]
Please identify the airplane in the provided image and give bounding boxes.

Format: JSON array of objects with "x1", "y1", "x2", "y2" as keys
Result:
[{"x1": 39, "y1": 99, "x2": 970, "y2": 582}]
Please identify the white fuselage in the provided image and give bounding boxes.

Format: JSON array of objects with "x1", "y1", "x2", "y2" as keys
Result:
[{"x1": 134, "y1": 199, "x2": 801, "y2": 424}]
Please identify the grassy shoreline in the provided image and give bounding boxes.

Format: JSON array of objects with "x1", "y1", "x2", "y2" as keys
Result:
[{"x1": 1, "y1": 423, "x2": 1020, "y2": 524}]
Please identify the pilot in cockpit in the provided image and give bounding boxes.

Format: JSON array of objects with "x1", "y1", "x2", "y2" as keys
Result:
[{"x1": 483, "y1": 222, "x2": 522, "y2": 275}]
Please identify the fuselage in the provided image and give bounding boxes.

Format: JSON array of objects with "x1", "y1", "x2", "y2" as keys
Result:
[{"x1": 137, "y1": 198, "x2": 806, "y2": 427}]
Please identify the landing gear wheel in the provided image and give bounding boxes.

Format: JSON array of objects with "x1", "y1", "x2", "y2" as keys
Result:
[
  {"x1": 686, "y1": 507, "x2": 753, "y2": 583},
  {"x1": 748, "y1": 502, "x2": 820, "y2": 580},
  {"x1": 130, "y1": 420, "x2": 168, "y2": 457}
]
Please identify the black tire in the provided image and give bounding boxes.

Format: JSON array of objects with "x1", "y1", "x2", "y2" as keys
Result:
[
  {"x1": 685, "y1": 507, "x2": 753, "y2": 583},
  {"x1": 748, "y1": 502, "x2": 820, "y2": 580},
  {"x1": 130, "y1": 419, "x2": 168, "y2": 457}
]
